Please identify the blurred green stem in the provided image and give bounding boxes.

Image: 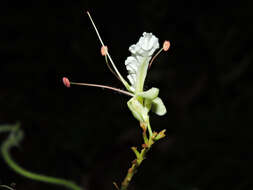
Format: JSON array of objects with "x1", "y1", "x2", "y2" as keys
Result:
[
  {"x1": 0, "y1": 185, "x2": 15, "y2": 190},
  {"x1": 0, "y1": 124, "x2": 82, "y2": 190}
]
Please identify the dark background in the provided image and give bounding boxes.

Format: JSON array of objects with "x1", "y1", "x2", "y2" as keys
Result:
[{"x1": 1, "y1": 1, "x2": 253, "y2": 190}]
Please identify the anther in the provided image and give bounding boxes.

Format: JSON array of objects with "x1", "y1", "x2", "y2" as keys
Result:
[
  {"x1": 62, "y1": 77, "x2": 71, "y2": 88},
  {"x1": 101, "y1": 46, "x2": 108, "y2": 56},
  {"x1": 163, "y1": 41, "x2": 170, "y2": 51}
]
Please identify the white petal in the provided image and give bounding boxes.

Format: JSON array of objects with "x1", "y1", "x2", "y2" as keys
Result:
[
  {"x1": 125, "y1": 56, "x2": 137, "y2": 66},
  {"x1": 124, "y1": 32, "x2": 160, "y2": 90},
  {"x1": 126, "y1": 64, "x2": 137, "y2": 73},
  {"x1": 127, "y1": 74, "x2": 136, "y2": 85},
  {"x1": 135, "y1": 55, "x2": 149, "y2": 64},
  {"x1": 128, "y1": 33, "x2": 160, "y2": 57},
  {"x1": 125, "y1": 57, "x2": 138, "y2": 72},
  {"x1": 135, "y1": 32, "x2": 159, "y2": 56},
  {"x1": 129, "y1": 44, "x2": 141, "y2": 55}
]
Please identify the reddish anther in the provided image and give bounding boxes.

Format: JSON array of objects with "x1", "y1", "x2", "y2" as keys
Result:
[
  {"x1": 163, "y1": 40, "x2": 170, "y2": 51},
  {"x1": 62, "y1": 77, "x2": 71, "y2": 88},
  {"x1": 101, "y1": 46, "x2": 108, "y2": 56}
]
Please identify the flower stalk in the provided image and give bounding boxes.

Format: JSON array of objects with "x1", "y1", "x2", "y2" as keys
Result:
[{"x1": 120, "y1": 119, "x2": 166, "y2": 190}]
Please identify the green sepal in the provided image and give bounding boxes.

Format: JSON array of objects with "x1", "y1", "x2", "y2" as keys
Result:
[
  {"x1": 135, "y1": 88, "x2": 159, "y2": 113},
  {"x1": 136, "y1": 88, "x2": 159, "y2": 100},
  {"x1": 151, "y1": 97, "x2": 167, "y2": 116},
  {"x1": 127, "y1": 97, "x2": 148, "y2": 122}
]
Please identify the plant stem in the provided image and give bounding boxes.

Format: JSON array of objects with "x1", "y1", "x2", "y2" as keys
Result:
[
  {"x1": 0, "y1": 125, "x2": 83, "y2": 190},
  {"x1": 0, "y1": 185, "x2": 15, "y2": 190},
  {"x1": 146, "y1": 119, "x2": 153, "y2": 138},
  {"x1": 120, "y1": 119, "x2": 164, "y2": 190},
  {"x1": 120, "y1": 146, "x2": 150, "y2": 190}
]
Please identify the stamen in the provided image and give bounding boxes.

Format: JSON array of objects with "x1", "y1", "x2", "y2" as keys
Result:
[
  {"x1": 62, "y1": 77, "x2": 71, "y2": 88},
  {"x1": 163, "y1": 40, "x2": 170, "y2": 51},
  {"x1": 86, "y1": 11, "x2": 131, "y2": 91},
  {"x1": 86, "y1": 11, "x2": 105, "y2": 47},
  {"x1": 149, "y1": 40, "x2": 170, "y2": 69},
  {"x1": 101, "y1": 46, "x2": 121, "y2": 81},
  {"x1": 101, "y1": 46, "x2": 108, "y2": 56},
  {"x1": 62, "y1": 77, "x2": 134, "y2": 97},
  {"x1": 148, "y1": 48, "x2": 163, "y2": 69}
]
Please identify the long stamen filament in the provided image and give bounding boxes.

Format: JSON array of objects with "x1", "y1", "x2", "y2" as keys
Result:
[
  {"x1": 70, "y1": 81, "x2": 134, "y2": 97},
  {"x1": 104, "y1": 52, "x2": 121, "y2": 81},
  {"x1": 101, "y1": 46, "x2": 121, "y2": 81},
  {"x1": 148, "y1": 48, "x2": 163, "y2": 69},
  {"x1": 86, "y1": 11, "x2": 131, "y2": 90},
  {"x1": 149, "y1": 40, "x2": 170, "y2": 69}
]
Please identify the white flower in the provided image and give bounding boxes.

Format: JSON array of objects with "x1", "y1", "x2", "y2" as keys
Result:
[
  {"x1": 65, "y1": 12, "x2": 168, "y2": 119},
  {"x1": 125, "y1": 32, "x2": 159, "y2": 91}
]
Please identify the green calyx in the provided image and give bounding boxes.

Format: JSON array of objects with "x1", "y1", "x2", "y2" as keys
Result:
[{"x1": 127, "y1": 87, "x2": 167, "y2": 123}]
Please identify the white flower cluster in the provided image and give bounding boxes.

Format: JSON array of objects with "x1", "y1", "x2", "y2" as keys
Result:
[{"x1": 125, "y1": 32, "x2": 159, "y2": 89}]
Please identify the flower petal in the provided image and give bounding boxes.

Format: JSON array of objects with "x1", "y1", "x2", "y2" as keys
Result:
[{"x1": 125, "y1": 32, "x2": 160, "y2": 91}]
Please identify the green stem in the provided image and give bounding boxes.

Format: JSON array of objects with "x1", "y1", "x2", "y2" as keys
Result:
[
  {"x1": 146, "y1": 119, "x2": 153, "y2": 138},
  {"x1": 120, "y1": 146, "x2": 150, "y2": 190},
  {"x1": 0, "y1": 185, "x2": 15, "y2": 190},
  {"x1": 120, "y1": 119, "x2": 154, "y2": 190},
  {"x1": 0, "y1": 126, "x2": 17, "y2": 133},
  {"x1": 120, "y1": 117, "x2": 166, "y2": 190},
  {"x1": 0, "y1": 125, "x2": 82, "y2": 190}
]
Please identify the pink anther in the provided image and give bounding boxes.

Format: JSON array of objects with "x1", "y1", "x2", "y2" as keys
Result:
[
  {"x1": 163, "y1": 41, "x2": 170, "y2": 51},
  {"x1": 101, "y1": 46, "x2": 108, "y2": 56},
  {"x1": 62, "y1": 77, "x2": 71, "y2": 88}
]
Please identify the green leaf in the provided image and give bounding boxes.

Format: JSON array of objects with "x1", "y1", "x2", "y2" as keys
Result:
[{"x1": 151, "y1": 97, "x2": 167, "y2": 116}]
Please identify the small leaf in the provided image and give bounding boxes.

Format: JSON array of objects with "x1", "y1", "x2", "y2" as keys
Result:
[
  {"x1": 154, "y1": 129, "x2": 166, "y2": 141},
  {"x1": 131, "y1": 147, "x2": 140, "y2": 158},
  {"x1": 151, "y1": 97, "x2": 167, "y2": 116}
]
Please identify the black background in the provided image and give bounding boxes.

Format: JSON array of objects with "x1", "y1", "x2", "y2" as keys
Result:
[{"x1": 1, "y1": 1, "x2": 253, "y2": 190}]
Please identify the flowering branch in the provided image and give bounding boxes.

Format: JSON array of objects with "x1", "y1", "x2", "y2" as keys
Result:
[{"x1": 63, "y1": 11, "x2": 171, "y2": 190}]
